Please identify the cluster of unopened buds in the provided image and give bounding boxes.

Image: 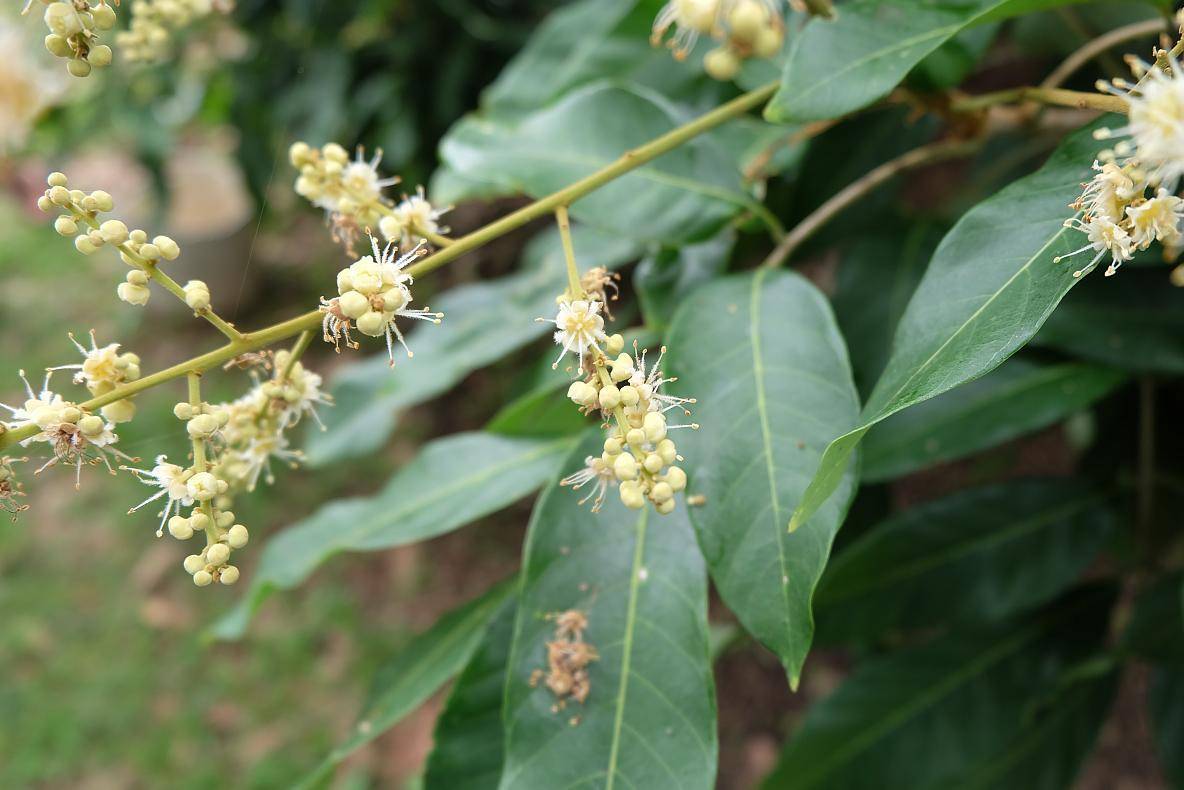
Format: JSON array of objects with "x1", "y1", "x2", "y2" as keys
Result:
[
  {"x1": 651, "y1": 0, "x2": 785, "y2": 81},
  {"x1": 26, "y1": 0, "x2": 117, "y2": 77},
  {"x1": 1060, "y1": 35, "x2": 1184, "y2": 281},
  {"x1": 116, "y1": 0, "x2": 233, "y2": 63},
  {"x1": 290, "y1": 141, "x2": 450, "y2": 257},
  {"x1": 546, "y1": 266, "x2": 696, "y2": 515},
  {"x1": 37, "y1": 172, "x2": 183, "y2": 307},
  {"x1": 319, "y1": 233, "x2": 443, "y2": 366}
]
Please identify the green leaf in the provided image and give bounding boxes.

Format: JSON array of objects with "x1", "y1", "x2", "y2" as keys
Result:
[
  {"x1": 209, "y1": 433, "x2": 573, "y2": 640},
  {"x1": 634, "y1": 231, "x2": 732, "y2": 331},
  {"x1": 1150, "y1": 668, "x2": 1184, "y2": 788},
  {"x1": 862, "y1": 358, "x2": 1126, "y2": 481},
  {"x1": 667, "y1": 269, "x2": 860, "y2": 686},
  {"x1": 1122, "y1": 572, "x2": 1184, "y2": 664},
  {"x1": 305, "y1": 226, "x2": 638, "y2": 464},
  {"x1": 832, "y1": 223, "x2": 946, "y2": 395},
  {"x1": 762, "y1": 588, "x2": 1114, "y2": 789},
  {"x1": 1035, "y1": 268, "x2": 1184, "y2": 374},
  {"x1": 479, "y1": 0, "x2": 686, "y2": 118},
  {"x1": 487, "y1": 382, "x2": 590, "y2": 439},
  {"x1": 942, "y1": 668, "x2": 1117, "y2": 790},
  {"x1": 766, "y1": 0, "x2": 1086, "y2": 123},
  {"x1": 424, "y1": 593, "x2": 519, "y2": 790},
  {"x1": 789, "y1": 120, "x2": 1103, "y2": 534},
  {"x1": 302, "y1": 580, "x2": 516, "y2": 789},
  {"x1": 500, "y1": 433, "x2": 717, "y2": 789},
  {"x1": 436, "y1": 82, "x2": 760, "y2": 245},
  {"x1": 815, "y1": 480, "x2": 1115, "y2": 643}
]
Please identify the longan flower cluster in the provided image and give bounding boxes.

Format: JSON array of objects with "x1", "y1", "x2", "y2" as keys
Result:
[
  {"x1": 651, "y1": 0, "x2": 785, "y2": 81},
  {"x1": 26, "y1": 0, "x2": 117, "y2": 78},
  {"x1": 0, "y1": 456, "x2": 29, "y2": 520},
  {"x1": 49, "y1": 330, "x2": 141, "y2": 424},
  {"x1": 1062, "y1": 36, "x2": 1184, "y2": 280},
  {"x1": 116, "y1": 0, "x2": 231, "y2": 63},
  {"x1": 0, "y1": 370, "x2": 130, "y2": 488},
  {"x1": 319, "y1": 234, "x2": 443, "y2": 366},
  {"x1": 290, "y1": 141, "x2": 450, "y2": 256},
  {"x1": 544, "y1": 250, "x2": 697, "y2": 514},
  {"x1": 36, "y1": 172, "x2": 182, "y2": 307}
]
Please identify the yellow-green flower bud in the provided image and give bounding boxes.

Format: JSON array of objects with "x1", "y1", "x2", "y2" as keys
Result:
[
  {"x1": 219, "y1": 565, "x2": 240, "y2": 585},
  {"x1": 599, "y1": 384, "x2": 622, "y2": 410},
  {"x1": 657, "y1": 438, "x2": 678, "y2": 465},
  {"x1": 117, "y1": 282, "x2": 151, "y2": 306},
  {"x1": 75, "y1": 235, "x2": 99, "y2": 255},
  {"x1": 643, "y1": 411, "x2": 667, "y2": 442},
  {"x1": 704, "y1": 47, "x2": 741, "y2": 81},
  {"x1": 289, "y1": 141, "x2": 312, "y2": 167},
  {"x1": 93, "y1": 3, "x2": 117, "y2": 29},
  {"x1": 356, "y1": 310, "x2": 386, "y2": 337},
  {"x1": 77, "y1": 414, "x2": 105, "y2": 437},
  {"x1": 47, "y1": 172, "x2": 68, "y2": 188},
  {"x1": 613, "y1": 452, "x2": 638, "y2": 481},
  {"x1": 655, "y1": 498, "x2": 676, "y2": 515},
  {"x1": 183, "y1": 281, "x2": 210, "y2": 311},
  {"x1": 153, "y1": 236, "x2": 180, "y2": 260},
  {"x1": 99, "y1": 219, "x2": 129, "y2": 245},
  {"x1": 91, "y1": 190, "x2": 114, "y2": 212},
  {"x1": 643, "y1": 452, "x2": 664, "y2": 474},
  {"x1": 626, "y1": 428, "x2": 646, "y2": 446},
  {"x1": 664, "y1": 466, "x2": 687, "y2": 492},
  {"x1": 205, "y1": 542, "x2": 231, "y2": 566},
  {"x1": 753, "y1": 26, "x2": 784, "y2": 59},
  {"x1": 101, "y1": 399, "x2": 137, "y2": 424},
  {"x1": 620, "y1": 480, "x2": 645, "y2": 510},
  {"x1": 173, "y1": 402, "x2": 195, "y2": 420},
  {"x1": 227, "y1": 524, "x2": 249, "y2": 549},
  {"x1": 183, "y1": 554, "x2": 205, "y2": 574},
  {"x1": 382, "y1": 288, "x2": 408, "y2": 312},
  {"x1": 89, "y1": 44, "x2": 113, "y2": 68},
  {"x1": 193, "y1": 570, "x2": 213, "y2": 587},
  {"x1": 44, "y1": 33, "x2": 71, "y2": 57},
  {"x1": 67, "y1": 58, "x2": 92, "y2": 78},
  {"x1": 168, "y1": 515, "x2": 194, "y2": 540},
  {"x1": 186, "y1": 472, "x2": 221, "y2": 502},
  {"x1": 45, "y1": 3, "x2": 83, "y2": 37},
  {"x1": 49, "y1": 185, "x2": 71, "y2": 206},
  {"x1": 186, "y1": 413, "x2": 219, "y2": 439},
  {"x1": 338, "y1": 290, "x2": 369, "y2": 320},
  {"x1": 605, "y1": 334, "x2": 625, "y2": 356},
  {"x1": 54, "y1": 215, "x2": 77, "y2": 236},
  {"x1": 138, "y1": 242, "x2": 161, "y2": 261}
]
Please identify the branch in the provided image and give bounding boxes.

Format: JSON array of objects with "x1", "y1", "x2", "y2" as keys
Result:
[
  {"x1": 0, "y1": 80, "x2": 780, "y2": 452},
  {"x1": 762, "y1": 138, "x2": 982, "y2": 269},
  {"x1": 950, "y1": 86, "x2": 1128, "y2": 114},
  {"x1": 1041, "y1": 18, "x2": 1167, "y2": 90}
]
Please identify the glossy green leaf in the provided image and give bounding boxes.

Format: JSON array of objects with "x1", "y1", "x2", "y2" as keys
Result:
[
  {"x1": 763, "y1": 588, "x2": 1113, "y2": 789},
  {"x1": 667, "y1": 269, "x2": 860, "y2": 686},
  {"x1": 500, "y1": 434, "x2": 717, "y2": 789},
  {"x1": 487, "y1": 381, "x2": 589, "y2": 438},
  {"x1": 1150, "y1": 669, "x2": 1184, "y2": 789},
  {"x1": 302, "y1": 580, "x2": 515, "y2": 789},
  {"x1": 790, "y1": 121, "x2": 1102, "y2": 534},
  {"x1": 634, "y1": 231, "x2": 732, "y2": 331},
  {"x1": 305, "y1": 226, "x2": 638, "y2": 464},
  {"x1": 424, "y1": 592, "x2": 519, "y2": 790},
  {"x1": 942, "y1": 668, "x2": 1117, "y2": 790},
  {"x1": 815, "y1": 480, "x2": 1115, "y2": 643},
  {"x1": 1035, "y1": 268, "x2": 1184, "y2": 374},
  {"x1": 210, "y1": 433, "x2": 573, "y2": 640},
  {"x1": 832, "y1": 223, "x2": 945, "y2": 395},
  {"x1": 862, "y1": 358, "x2": 1126, "y2": 481},
  {"x1": 437, "y1": 82, "x2": 760, "y2": 245},
  {"x1": 766, "y1": 0, "x2": 1086, "y2": 123},
  {"x1": 480, "y1": 0, "x2": 687, "y2": 118}
]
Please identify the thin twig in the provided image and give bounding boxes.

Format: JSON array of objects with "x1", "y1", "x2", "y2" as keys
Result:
[
  {"x1": 951, "y1": 86, "x2": 1128, "y2": 114},
  {"x1": 1042, "y1": 18, "x2": 1167, "y2": 89},
  {"x1": 762, "y1": 138, "x2": 982, "y2": 269}
]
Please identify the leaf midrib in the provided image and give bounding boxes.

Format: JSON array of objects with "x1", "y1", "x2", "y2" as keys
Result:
[{"x1": 604, "y1": 508, "x2": 649, "y2": 790}]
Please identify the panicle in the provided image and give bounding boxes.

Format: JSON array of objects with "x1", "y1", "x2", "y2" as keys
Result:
[
  {"x1": 116, "y1": 0, "x2": 233, "y2": 63},
  {"x1": 651, "y1": 0, "x2": 786, "y2": 81},
  {"x1": 30, "y1": 0, "x2": 117, "y2": 78}
]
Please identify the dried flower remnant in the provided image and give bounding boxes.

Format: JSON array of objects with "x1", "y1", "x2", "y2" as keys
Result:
[
  {"x1": 0, "y1": 456, "x2": 29, "y2": 520},
  {"x1": 531, "y1": 610, "x2": 599, "y2": 712}
]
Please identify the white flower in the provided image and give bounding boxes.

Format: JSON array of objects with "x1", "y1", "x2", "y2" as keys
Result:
[
  {"x1": 1059, "y1": 216, "x2": 1136, "y2": 277},
  {"x1": 1096, "y1": 52, "x2": 1184, "y2": 189},
  {"x1": 47, "y1": 330, "x2": 141, "y2": 395},
  {"x1": 560, "y1": 455, "x2": 615, "y2": 512},
  {"x1": 125, "y1": 455, "x2": 194, "y2": 535},
  {"x1": 652, "y1": 0, "x2": 723, "y2": 58},
  {"x1": 391, "y1": 186, "x2": 450, "y2": 246},
  {"x1": 1126, "y1": 189, "x2": 1184, "y2": 249},
  {"x1": 1076, "y1": 162, "x2": 1141, "y2": 223},
  {"x1": 542, "y1": 299, "x2": 608, "y2": 369}
]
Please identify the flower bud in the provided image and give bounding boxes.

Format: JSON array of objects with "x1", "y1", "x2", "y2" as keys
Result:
[
  {"x1": 168, "y1": 516, "x2": 194, "y2": 540},
  {"x1": 138, "y1": 242, "x2": 161, "y2": 261},
  {"x1": 643, "y1": 452, "x2": 664, "y2": 474},
  {"x1": 77, "y1": 414, "x2": 105, "y2": 437},
  {"x1": 183, "y1": 281, "x2": 210, "y2": 311},
  {"x1": 89, "y1": 44, "x2": 113, "y2": 68},
  {"x1": 45, "y1": 4, "x2": 83, "y2": 37},
  {"x1": 187, "y1": 413, "x2": 219, "y2": 439},
  {"x1": 655, "y1": 498, "x2": 676, "y2": 515},
  {"x1": 186, "y1": 472, "x2": 220, "y2": 501},
  {"x1": 651, "y1": 481, "x2": 674, "y2": 504},
  {"x1": 338, "y1": 290, "x2": 370, "y2": 320},
  {"x1": 92, "y1": 4, "x2": 117, "y2": 29},
  {"x1": 90, "y1": 190, "x2": 114, "y2": 211},
  {"x1": 54, "y1": 215, "x2": 77, "y2": 236},
  {"x1": 289, "y1": 141, "x2": 312, "y2": 167},
  {"x1": 704, "y1": 47, "x2": 741, "y2": 81},
  {"x1": 657, "y1": 439, "x2": 678, "y2": 465},
  {"x1": 205, "y1": 542, "x2": 231, "y2": 566},
  {"x1": 49, "y1": 185, "x2": 71, "y2": 206},
  {"x1": 664, "y1": 466, "x2": 687, "y2": 492},
  {"x1": 604, "y1": 436, "x2": 623, "y2": 455},
  {"x1": 620, "y1": 480, "x2": 645, "y2": 510},
  {"x1": 193, "y1": 570, "x2": 214, "y2": 587},
  {"x1": 643, "y1": 411, "x2": 667, "y2": 442},
  {"x1": 101, "y1": 399, "x2": 137, "y2": 424},
  {"x1": 219, "y1": 565, "x2": 241, "y2": 585},
  {"x1": 626, "y1": 428, "x2": 646, "y2": 446},
  {"x1": 173, "y1": 402, "x2": 195, "y2": 420},
  {"x1": 47, "y1": 172, "x2": 68, "y2": 188},
  {"x1": 613, "y1": 452, "x2": 638, "y2": 481},
  {"x1": 183, "y1": 554, "x2": 205, "y2": 574},
  {"x1": 190, "y1": 511, "x2": 211, "y2": 530},
  {"x1": 99, "y1": 219, "x2": 129, "y2": 245},
  {"x1": 356, "y1": 311, "x2": 386, "y2": 337},
  {"x1": 610, "y1": 354, "x2": 633, "y2": 382},
  {"x1": 382, "y1": 288, "x2": 408, "y2": 312},
  {"x1": 599, "y1": 385, "x2": 621, "y2": 410},
  {"x1": 117, "y1": 282, "x2": 150, "y2": 305},
  {"x1": 605, "y1": 334, "x2": 625, "y2": 356},
  {"x1": 74, "y1": 235, "x2": 98, "y2": 255},
  {"x1": 379, "y1": 215, "x2": 403, "y2": 241},
  {"x1": 227, "y1": 524, "x2": 249, "y2": 549},
  {"x1": 153, "y1": 236, "x2": 180, "y2": 260},
  {"x1": 753, "y1": 26, "x2": 784, "y2": 59}
]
